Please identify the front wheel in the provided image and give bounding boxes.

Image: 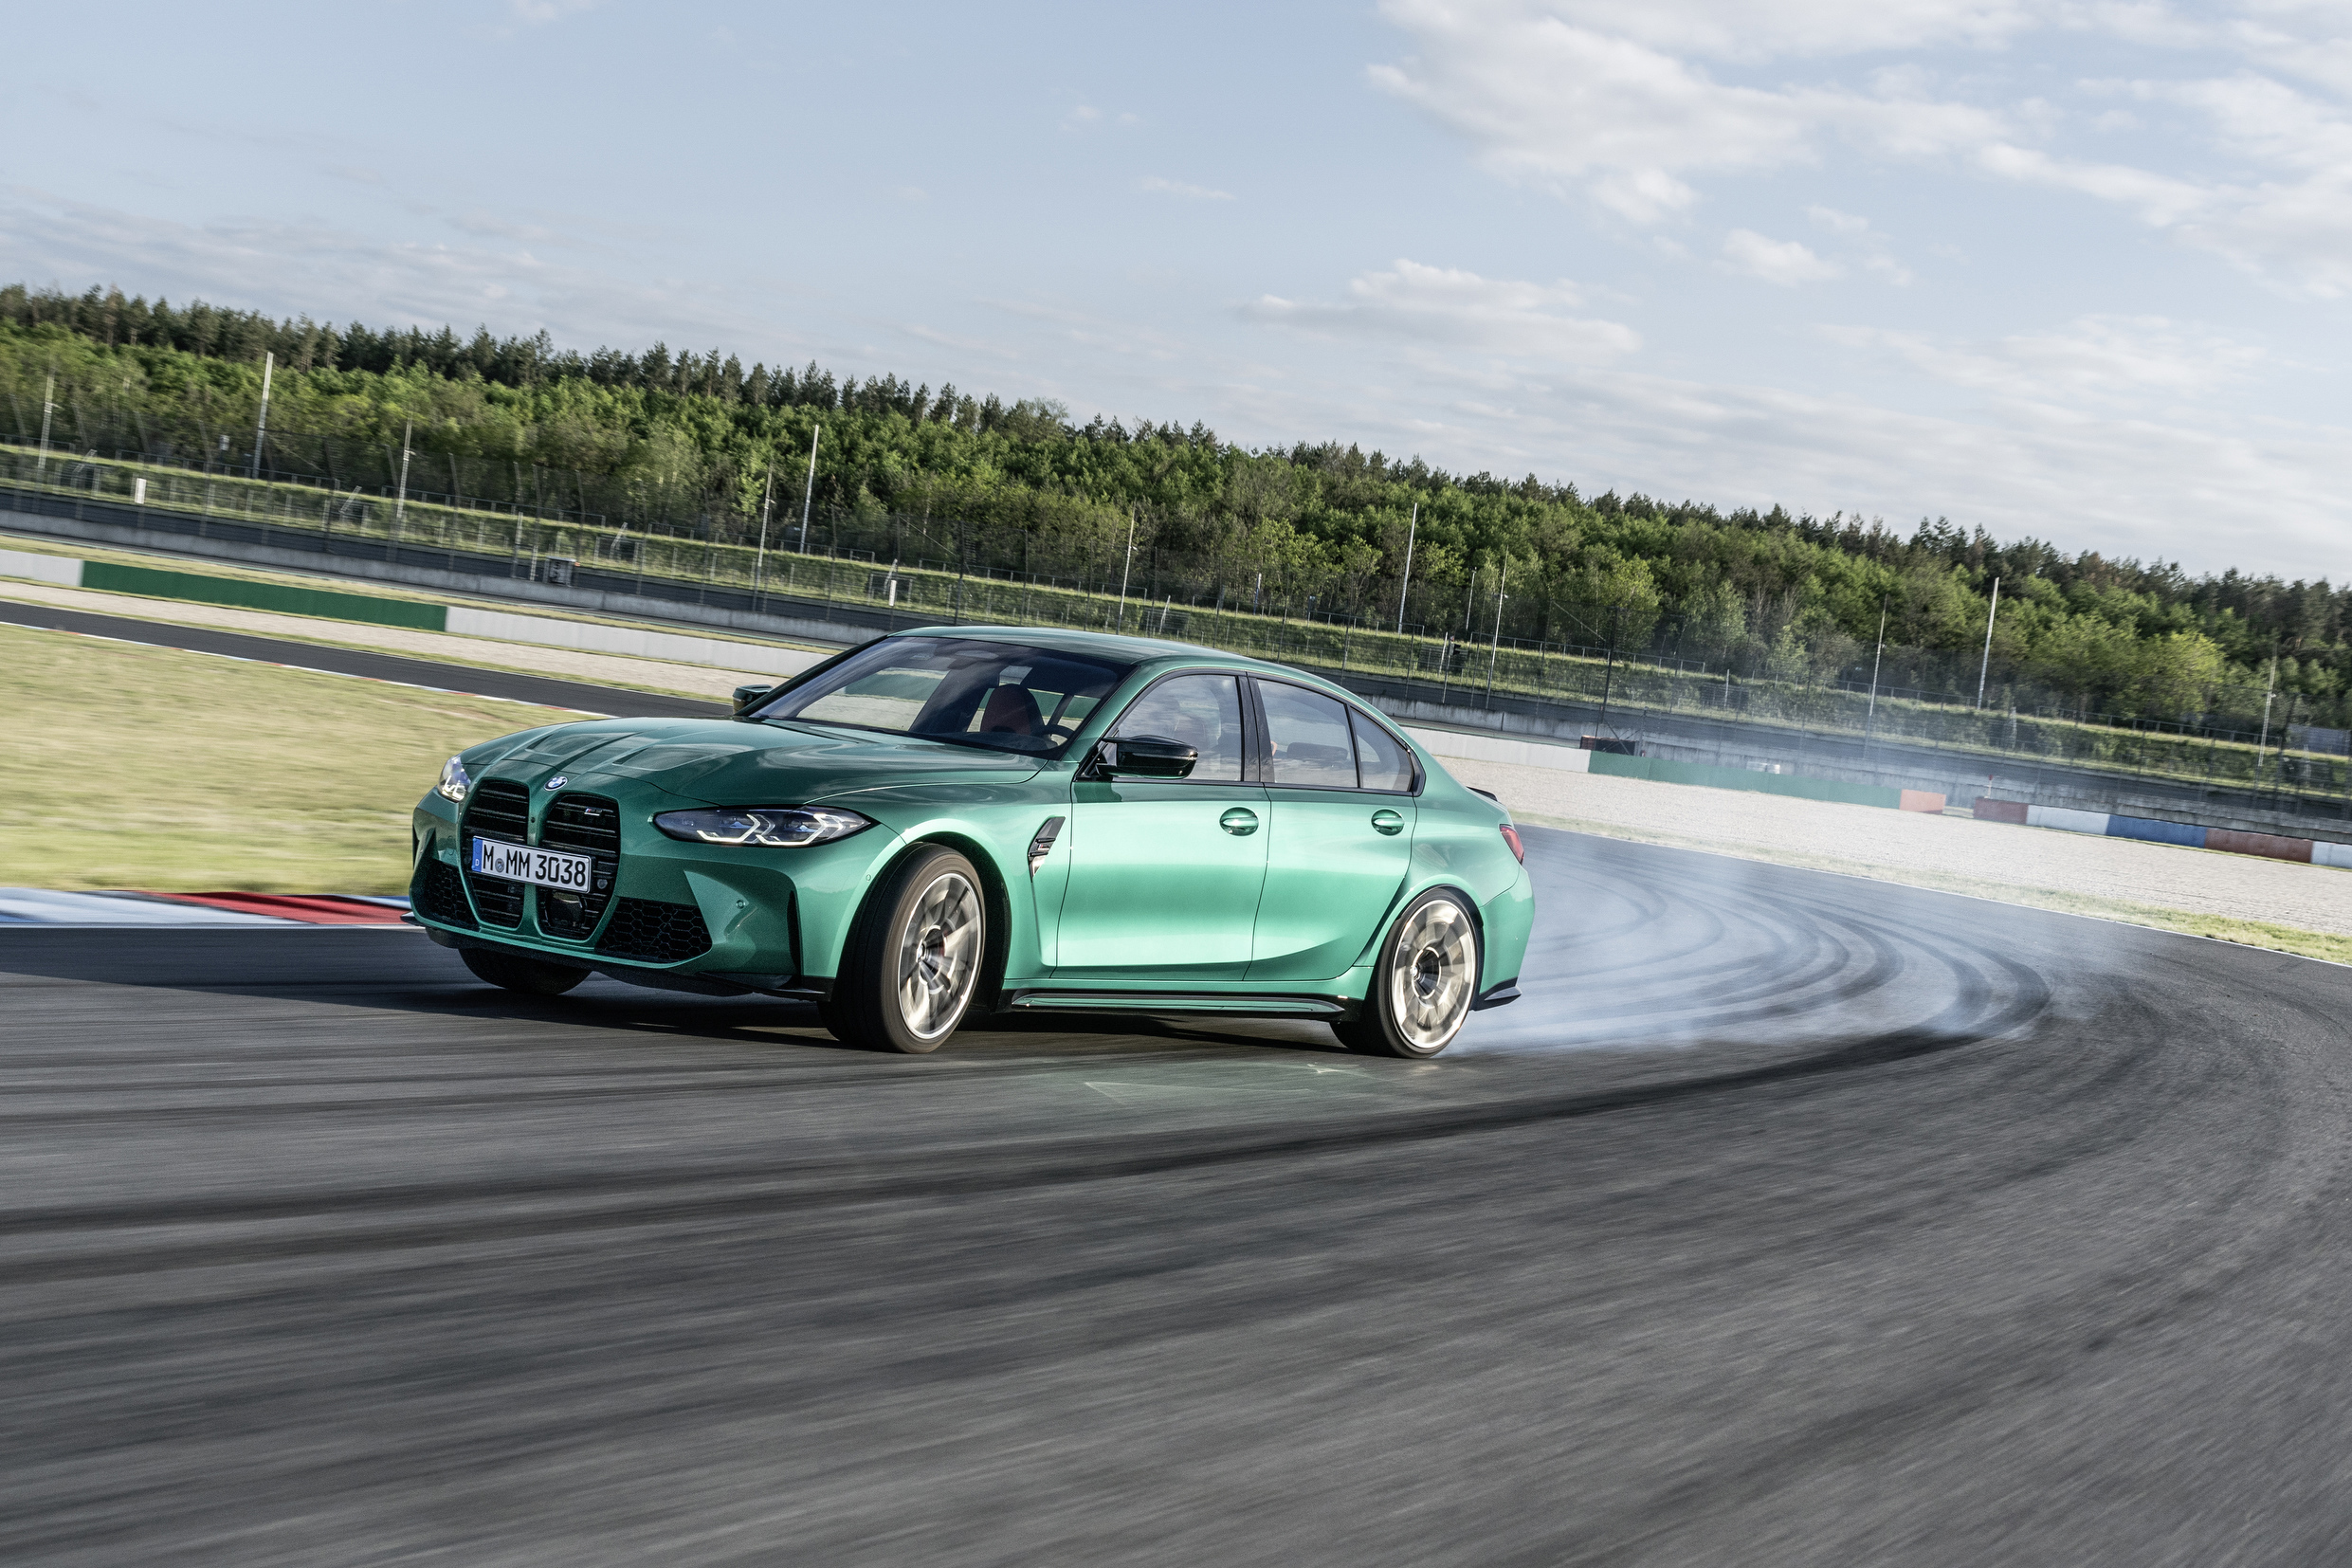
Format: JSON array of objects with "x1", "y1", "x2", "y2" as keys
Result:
[
  {"x1": 824, "y1": 847, "x2": 988, "y2": 1053},
  {"x1": 1333, "y1": 890, "x2": 1480, "y2": 1059},
  {"x1": 461, "y1": 946, "x2": 589, "y2": 995}
]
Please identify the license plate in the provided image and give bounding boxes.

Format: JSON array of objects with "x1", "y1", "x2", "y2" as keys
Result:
[{"x1": 469, "y1": 838, "x2": 594, "y2": 892}]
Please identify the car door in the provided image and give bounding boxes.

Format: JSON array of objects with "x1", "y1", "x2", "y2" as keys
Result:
[
  {"x1": 1050, "y1": 672, "x2": 1269, "y2": 979},
  {"x1": 1245, "y1": 680, "x2": 1417, "y2": 982}
]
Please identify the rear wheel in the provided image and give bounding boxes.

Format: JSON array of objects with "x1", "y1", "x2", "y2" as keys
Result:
[
  {"x1": 824, "y1": 847, "x2": 988, "y2": 1053},
  {"x1": 1333, "y1": 890, "x2": 1480, "y2": 1059},
  {"x1": 461, "y1": 946, "x2": 590, "y2": 996}
]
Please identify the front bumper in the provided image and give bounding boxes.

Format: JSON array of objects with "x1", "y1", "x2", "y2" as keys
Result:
[{"x1": 409, "y1": 793, "x2": 903, "y2": 990}]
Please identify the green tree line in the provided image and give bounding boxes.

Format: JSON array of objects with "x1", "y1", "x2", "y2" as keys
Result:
[{"x1": 3, "y1": 281, "x2": 2345, "y2": 735}]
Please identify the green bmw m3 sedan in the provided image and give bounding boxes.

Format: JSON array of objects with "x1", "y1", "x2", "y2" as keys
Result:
[{"x1": 409, "y1": 626, "x2": 1533, "y2": 1057}]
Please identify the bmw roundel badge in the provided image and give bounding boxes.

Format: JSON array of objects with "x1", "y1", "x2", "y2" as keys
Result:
[{"x1": 545, "y1": 775, "x2": 568, "y2": 790}]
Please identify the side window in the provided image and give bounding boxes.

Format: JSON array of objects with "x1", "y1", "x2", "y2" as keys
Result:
[
  {"x1": 1352, "y1": 710, "x2": 1415, "y2": 793},
  {"x1": 1111, "y1": 674, "x2": 1245, "y2": 782},
  {"x1": 1261, "y1": 682, "x2": 1358, "y2": 789}
]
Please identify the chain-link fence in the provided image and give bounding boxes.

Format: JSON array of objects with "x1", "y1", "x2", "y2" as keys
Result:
[{"x1": 8, "y1": 433, "x2": 2348, "y2": 811}]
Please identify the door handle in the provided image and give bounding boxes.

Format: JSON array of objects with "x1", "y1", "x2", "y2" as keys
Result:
[
  {"x1": 1219, "y1": 807, "x2": 1259, "y2": 836},
  {"x1": 1371, "y1": 809, "x2": 1405, "y2": 836}
]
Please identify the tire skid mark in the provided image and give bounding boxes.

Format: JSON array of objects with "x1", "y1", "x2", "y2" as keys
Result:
[{"x1": 5, "y1": 996, "x2": 2049, "y2": 1284}]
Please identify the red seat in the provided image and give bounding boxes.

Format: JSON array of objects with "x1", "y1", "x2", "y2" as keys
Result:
[{"x1": 980, "y1": 684, "x2": 1042, "y2": 736}]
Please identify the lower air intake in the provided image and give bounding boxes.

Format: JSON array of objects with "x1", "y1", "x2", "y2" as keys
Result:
[
  {"x1": 415, "y1": 859, "x2": 475, "y2": 928},
  {"x1": 596, "y1": 898, "x2": 713, "y2": 964}
]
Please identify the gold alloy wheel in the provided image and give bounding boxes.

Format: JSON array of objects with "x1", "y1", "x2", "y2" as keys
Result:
[
  {"x1": 895, "y1": 869, "x2": 983, "y2": 1043},
  {"x1": 1389, "y1": 896, "x2": 1477, "y2": 1052}
]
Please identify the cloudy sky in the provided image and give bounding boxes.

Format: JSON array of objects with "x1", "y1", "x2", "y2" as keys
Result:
[{"x1": 8, "y1": 0, "x2": 2351, "y2": 579}]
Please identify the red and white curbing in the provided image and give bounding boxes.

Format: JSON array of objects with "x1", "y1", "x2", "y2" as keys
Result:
[{"x1": 0, "y1": 890, "x2": 412, "y2": 926}]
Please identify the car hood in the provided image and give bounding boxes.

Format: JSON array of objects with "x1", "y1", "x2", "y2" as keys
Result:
[{"x1": 468, "y1": 718, "x2": 1042, "y2": 802}]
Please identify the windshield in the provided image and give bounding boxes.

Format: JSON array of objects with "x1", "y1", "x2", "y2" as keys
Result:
[{"x1": 748, "y1": 637, "x2": 1133, "y2": 756}]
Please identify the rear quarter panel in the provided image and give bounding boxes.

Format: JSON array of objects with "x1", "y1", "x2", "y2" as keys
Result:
[{"x1": 1402, "y1": 751, "x2": 1535, "y2": 992}]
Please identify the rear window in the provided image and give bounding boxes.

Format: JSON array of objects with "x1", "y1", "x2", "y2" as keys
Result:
[
  {"x1": 1261, "y1": 682, "x2": 1359, "y2": 789},
  {"x1": 1352, "y1": 711, "x2": 1416, "y2": 793}
]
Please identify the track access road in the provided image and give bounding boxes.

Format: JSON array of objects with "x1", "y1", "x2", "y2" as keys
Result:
[{"x1": 5, "y1": 829, "x2": 2350, "y2": 1565}]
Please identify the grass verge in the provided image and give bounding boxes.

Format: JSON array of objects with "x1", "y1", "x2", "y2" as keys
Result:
[
  {"x1": 1515, "y1": 807, "x2": 2352, "y2": 967},
  {"x1": 0, "y1": 620, "x2": 579, "y2": 893}
]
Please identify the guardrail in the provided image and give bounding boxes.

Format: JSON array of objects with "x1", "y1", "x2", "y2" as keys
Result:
[{"x1": 6, "y1": 455, "x2": 2347, "y2": 816}]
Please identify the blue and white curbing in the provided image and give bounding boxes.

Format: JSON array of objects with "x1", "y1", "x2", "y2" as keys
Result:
[{"x1": 2007, "y1": 804, "x2": 2352, "y2": 869}]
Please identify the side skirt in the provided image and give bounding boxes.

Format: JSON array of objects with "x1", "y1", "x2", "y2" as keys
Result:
[{"x1": 1004, "y1": 990, "x2": 1350, "y2": 1019}]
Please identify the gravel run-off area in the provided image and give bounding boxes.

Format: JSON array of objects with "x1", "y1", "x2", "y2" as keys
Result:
[{"x1": 1444, "y1": 756, "x2": 2352, "y2": 945}]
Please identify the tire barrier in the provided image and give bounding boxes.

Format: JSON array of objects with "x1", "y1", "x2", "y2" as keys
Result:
[{"x1": 1975, "y1": 798, "x2": 2352, "y2": 869}]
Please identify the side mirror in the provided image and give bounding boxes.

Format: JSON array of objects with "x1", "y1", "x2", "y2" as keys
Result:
[
  {"x1": 1093, "y1": 735, "x2": 1197, "y2": 780},
  {"x1": 733, "y1": 684, "x2": 775, "y2": 711}
]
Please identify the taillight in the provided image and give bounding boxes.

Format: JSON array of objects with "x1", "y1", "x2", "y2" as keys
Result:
[{"x1": 1500, "y1": 824, "x2": 1524, "y2": 863}]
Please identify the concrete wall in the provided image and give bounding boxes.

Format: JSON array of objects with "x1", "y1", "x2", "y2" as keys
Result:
[
  {"x1": 1382, "y1": 695, "x2": 2350, "y2": 846},
  {"x1": 12, "y1": 501, "x2": 2347, "y2": 847},
  {"x1": 441, "y1": 606, "x2": 823, "y2": 679},
  {"x1": 0, "y1": 510, "x2": 865, "y2": 650},
  {"x1": 0, "y1": 546, "x2": 80, "y2": 587}
]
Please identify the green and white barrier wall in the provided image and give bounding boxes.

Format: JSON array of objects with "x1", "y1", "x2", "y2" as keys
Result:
[{"x1": 0, "y1": 545, "x2": 819, "y2": 678}]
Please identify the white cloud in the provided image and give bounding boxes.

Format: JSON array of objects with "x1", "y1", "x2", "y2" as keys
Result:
[
  {"x1": 902, "y1": 322, "x2": 1022, "y2": 360},
  {"x1": 1974, "y1": 140, "x2": 2207, "y2": 224},
  {"x1": 1826, "y1": 315, "x2": 2270, "y2": 405},
  {"x1": 1808, "y1": 203, "x2": 1872, "y2": 232},
  {"x1": 1501, "y1": 0, "x2": 2040, "y2": 62},
  {"x1": 1138, "y1": 176, "x2": 1235, "y2": 201},
  {"x1": 509, "y1": 0, "x2": 596, "y2": 24},
  {"x1": 1242, "y1": 352, "x2": 2350, "y2": 579},
  {"x1": 0, "y1": 186, "x2": 785, "y2": 353},
  {"x1": 1367, "y1": 0, "x2": 2352, "y2": 297},
  {"x1": 1245, "y1": 259, "x2": 1640, "y2": 362},
  {"x1": 1722, "y1": 228, "x2": 1843, "y2": 284},
  {"x1": 1370, "y1": 0, "x2": 2008, "y2": 221}
]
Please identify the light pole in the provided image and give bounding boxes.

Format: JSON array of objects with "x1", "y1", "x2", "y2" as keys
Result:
[
  {"x1": 1596, "y1": 604, "x2": 1623, "y2": 737},
  {"x1": 753, "y1": 463, "x2": 775, "y2": 598},
  {"x1": 249, "y1": 352, "x2": 274, "y2": 480},
  {"x1": 1865, "y1": 594, "x2": 1888, "y2": 750},
  {"x1": 1395, "y1": 501, "x2": 1417, "y2": 634},
  {"x1": 797, "y1": 423, "x2": 821, "y2": 554},
  {"x1": 1975, "y1": 576, "x2": 2000, "y2": 707},
  {"x1": 1116, "y1": 506, "x2": 1137, "y2": 629},
  {"x1": 2254, "y1": 649, "x2": 2279, "y2": 790},
  {"x1": 392, "y1": 418, "x2": 413, "y2": 557},
  {"x1": 1483, "y1": 556, "x2": 1508, "y2": 702}
]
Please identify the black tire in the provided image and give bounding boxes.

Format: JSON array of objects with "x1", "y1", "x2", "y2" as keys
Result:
[
  {"x1": 1332, "y1": 889, "x2": 1480, "y2": 1059},
  {"x1": 461, "y1": 945, "x2": 590, "y2": 995},
  {"x1": 827, "y1": 846, "x2": 988, "y2": 1053}
]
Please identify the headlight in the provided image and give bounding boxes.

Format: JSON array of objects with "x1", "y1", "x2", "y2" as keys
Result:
[
  {"x1": 435, "y1": 755, "x2": 471, "y2": 803},
  {"x1": 652, "y1": 806, "x2": 875, "y2": 848}
]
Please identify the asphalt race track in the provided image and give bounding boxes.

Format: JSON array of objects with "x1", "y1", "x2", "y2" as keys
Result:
[
  {"x1": 8, "y1": 831, "x2": 2352, "y2": 1564},
  {"x1": 0, "y1": 600, "x2": 727, "y2": 719}
]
